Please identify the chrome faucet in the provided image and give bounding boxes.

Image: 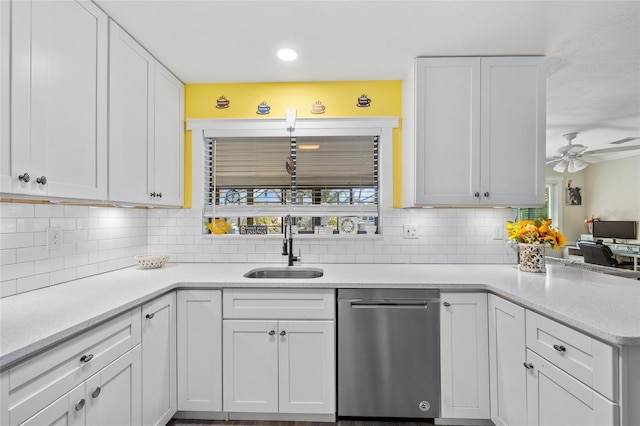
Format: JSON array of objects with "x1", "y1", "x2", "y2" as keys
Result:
[{"x1": 282, "y1": 214, "x2": 301, "y2": 266}]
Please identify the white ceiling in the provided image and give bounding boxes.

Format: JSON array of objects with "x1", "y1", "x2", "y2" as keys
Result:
[{"x1": 94, "y1": 0, "x2": 640, "y2": 160}]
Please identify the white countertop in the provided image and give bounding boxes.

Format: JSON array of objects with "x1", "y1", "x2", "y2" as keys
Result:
[{"x1": 1, "y1": 262, "x2": 640, "y2": 370}]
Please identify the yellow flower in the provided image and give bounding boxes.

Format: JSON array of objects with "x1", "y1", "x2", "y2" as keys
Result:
[{"x1": 505, "y1": 217, "x2": 565, "y2": 249}]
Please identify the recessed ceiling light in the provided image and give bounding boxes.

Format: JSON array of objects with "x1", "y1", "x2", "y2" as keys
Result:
[{"x1": 277, "y1": 48, "x2": 297, "y2": 62}]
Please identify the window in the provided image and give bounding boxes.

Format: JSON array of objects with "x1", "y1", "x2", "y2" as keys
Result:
[
  {"x1": 203, "y1": 135, "x2": 379, "y2": 235},
  {"x1": 517, "y1": 180, "x2": 560, "y2": 226}
]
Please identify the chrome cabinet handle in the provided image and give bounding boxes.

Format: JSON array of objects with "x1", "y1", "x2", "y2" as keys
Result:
[
  {"x1": 474, "y1": 192, "x2": 480, "y2": 198},
  {"x1": 75, "y1": 399, "x2": 85, "y2": 411},
  {"x1": 91, "y1": 387, "x2": 101, "y2": 398},
  {"x1": 484, "y1": 192, "x2": 490, "y2": 197},
  {"x1": 523, "y1": 362, "x2": 534, "y2": 370},
  {"x1": 268, "y1": 330, "x2": 275, "y2": 336},
  {"x1": 80, "y1": 354, "x2": 94, "y2": 363},
  {"x1": 443, "y1": 302, "x2": 451, "y2": 307},
  {"x1": 553, "y1": 344, "x2": 566, "y2": 353},
  {"x1": 280, "y1": 330, "x2": 287, "y2": 336},
  {"x1": 36, "y1": 176, "x2": 47, "y2": 185},
  {"x1": 18, "y1": 173, "x2": 30, "y2": 182},
  {"x1": 145, "y1": 313, "x2": 155, "y2": 319}
]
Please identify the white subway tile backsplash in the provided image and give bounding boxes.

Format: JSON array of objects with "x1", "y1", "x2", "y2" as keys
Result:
[
  {"x1": 1, "y1": 279, "x2": 17, "y2": 297},
  {"x1": 0, "y1": 218, "x2": 17, "y2": 233},
  {"x1": 1, "y1": 203, "x2": 35, "y2": 218},
  {"x1": 16, "y1": 246, "x2": 49, "y2": 263},
  {"x1": 17, "y1": 273, "x2": 50, "y2": 293},
  {"x1": 1, "y1": 249, "x2": 17, "y2": 265},
  {"x1": 16, "y1": 218, "x2": 50, "y2": 233},
  {"x1": 34, "y1": 204, "x2": 63, "y2": 217},
  {"x1": 1, "y1": 233, "x2": 35, "y2": 249}
]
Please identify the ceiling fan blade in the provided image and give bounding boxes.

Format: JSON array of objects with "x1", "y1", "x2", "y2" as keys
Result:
[
  {"x1": 557, "y1": 144, "x2": 574, "y2": 153},
  {"x1": 610, "y1": 137, "x2": 640, "y2": 145},
  {"x1": 579, "y1": 154, "x2": 604, "y2": 164},
  {"x1": 584, "y1": 145, "x2": 640, "y2": 155},
  {"x1": 546, "y1": 157, "x2": 563, "y2": 164},
  {"x1": 567, "y1": 145, "x2": 587, "y2": 155},
  {"x1": 552, "y1": 160, "x2": 568, "y2": 173}
]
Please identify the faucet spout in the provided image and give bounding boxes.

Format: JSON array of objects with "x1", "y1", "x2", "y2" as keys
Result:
[{"x1": 283, "y1": 215, "x2": 300, "y2": 266}]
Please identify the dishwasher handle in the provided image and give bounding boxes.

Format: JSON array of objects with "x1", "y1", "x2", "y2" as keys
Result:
[{"x1": 346, "y1": 299, "x2": 439, "y2": 309}]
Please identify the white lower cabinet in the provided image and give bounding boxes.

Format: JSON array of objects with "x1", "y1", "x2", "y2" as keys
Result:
[
  {"x1": 83, "y1": 346, "x2": 142, "y2": 426},
  {"x1": 176, "y1": 290, "x2": 222, "y2": 411},
  {"x1": 488, "y1": 294, "x2": 527, "y2": 426},
  {"x1": 488, "y1": 294, "x2": 619, "y2": 426},
  {"x1": 440, "y1": 292, "x2": 490, "y2": 419},
  {"x1": 18, "y1": 346, "x2": 141, "y2": 426},
  {"x1": 141, "y1": 293, "x2": 177, "y2": 425},
  {"x1": 526, "y1": 349, "x2": 618, "y2": 426},
  {"x1": 222, "y1": 289, "x2": 335, "y2": 415}
]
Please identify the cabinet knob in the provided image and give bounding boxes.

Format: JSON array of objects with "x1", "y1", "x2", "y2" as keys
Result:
[
  {"x1": 443, "y1": 302, "x2": 451, "y2": 307},
  {"x1": 91, "y1": 387, "x2": 101, "y2": 399},
  {"x1": 268, "y1": 330, "x2": 275, "y2": 336},
  {"x1": 157, "y1": 192, "x2": 162, "y2": 198},
  {"x1": 80, "y1": 354, "x2": 94, "y2": 363},
  {"x1": 280, "y1": 330, "x2": 287, "y2": 336},
  {"x1": 36, "y1": 176, "x2": 47, "y2": 185},
  {"x1": 18, "y1": 173, "x2": 30, "y2": 182},
  {"x1": 553, "y1": 344, "x2": 566, "y2": 353},
  {"x1": 75, "y1": 399, "x2": 86, "y2": 411},
  {"x1": 150, "y1": 192, "x2": 156, "y2": 198},
  {"x1": 145, "y1": 313, "x2": 155, "y2": 320},
  {"x1": 523, "y1": 362, "x2": 534, "y2": 370},
  {"x1": 474, "y1": 192, "x2": 480, "y2": 198},
  {"x1": 484, "y1": 192, "x2": 490, "y2": 198}
]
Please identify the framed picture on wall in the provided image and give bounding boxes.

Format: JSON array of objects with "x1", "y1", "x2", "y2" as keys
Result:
[{"x1": 566, "y1": 186, "x2": 582, "y2": 205}]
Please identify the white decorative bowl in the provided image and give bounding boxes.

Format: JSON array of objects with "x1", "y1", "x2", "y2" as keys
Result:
[{"x1": 135, "y1": 254, "x2": 170, "y2": 269}]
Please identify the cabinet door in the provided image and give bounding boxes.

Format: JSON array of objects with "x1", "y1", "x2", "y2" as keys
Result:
[
  {"x1": 414, "y1": 57, "x2": 481, "y2": 206},
  {"x1": 278, "y1": 321, "x2": 335, "y2": 414},
  {"x1": 176, "y1": 290, "x2": 222, "y2": 411},
  {"x1": 480, "y1": 57, "x2": 545, "y2": 206},
  {"x1": 0, "y1": 0, "x2": 11, "y2": 193},
  {"x1": 11, "y1": 0, "x2": 107, "y2": 199},
  {"x1": 84, "y1": 346, "x2": 142, "y2": 426},
  {"x1": 488, "y1": 294, "x2": 527, "y2": 426},
  {"x1": 526, "y1": 349, "x2": 618, "y2": 426},
  {"x1": 141, "y1": 293, "x2": 176, "y2": 426},
  {"x1": 108, "y1": 19, "x2": 153, "y2": 204},
  {"x1": 222, "y1": 320, "x2": 279, "y2": 413},
  {"x1": 19, "y1": 383, "x2": 84, "y2": 426},
  {"x1": 440, "y1": 292, "x2": 490, "y2": 419},
  {"x1": 151, "y1": 63, "x2": 184, "y2": 207}
]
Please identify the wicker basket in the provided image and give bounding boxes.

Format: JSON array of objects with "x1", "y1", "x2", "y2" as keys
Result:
[{"x1": 135, "y1": 254, "x2": 170, "y2": 269}]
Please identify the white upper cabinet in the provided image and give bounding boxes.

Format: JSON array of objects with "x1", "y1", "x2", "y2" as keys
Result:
[
  {"x1": 0, "y1": 1, "x2": 11, "y2": 193},
  {"x1": 6, "y1": 0, "x2": 108, "y2": 200},
  {"x1": 403, "y1": 56, "x2": 545, "y2": 207},
  {"x1": 108, "y1": 20, "x2": 184, "y2": 207}
]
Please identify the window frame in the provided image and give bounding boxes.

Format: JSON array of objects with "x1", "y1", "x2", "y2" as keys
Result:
[{"x1": 187, "y1": 117, "x2": 398, "y2": 235}]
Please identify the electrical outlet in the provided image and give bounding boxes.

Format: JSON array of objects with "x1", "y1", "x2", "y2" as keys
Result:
[
  {"x1": 403, "y1": 224, "x2": 418, "y2": 239},
  {"x1": 492, "y1": 226, "x2": 504, "y2": 240},
  {"x1": 47, "y1": 227, "x2": 62, "y2": 250}
]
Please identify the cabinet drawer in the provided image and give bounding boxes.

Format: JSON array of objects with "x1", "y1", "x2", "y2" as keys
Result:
[
  {"x1": 7, "y1": 308, "x2": 141, "y2": 425},
  {"x1": 223, "y1": 289, "x2": 335, "y2": 319},
  {"x1": 525, "y1": 310, "x2": 618, "y2": 401}
]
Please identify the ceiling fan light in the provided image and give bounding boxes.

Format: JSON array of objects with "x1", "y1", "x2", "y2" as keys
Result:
[
  {"x1": 568, "y1": 158, "x2": 588, "y2": 173},
  {"x1": 553, "y1": 160, "x2": 568, "y2": 173}
]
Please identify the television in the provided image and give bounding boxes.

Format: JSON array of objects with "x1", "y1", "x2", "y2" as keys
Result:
[{"x1": 592, "y1": 220, "x2": 637, "y2": 241}]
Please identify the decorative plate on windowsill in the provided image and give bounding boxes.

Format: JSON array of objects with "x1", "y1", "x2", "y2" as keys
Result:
[{"x1": 339, "y1": 217, "x2": 358, "y2": 235}]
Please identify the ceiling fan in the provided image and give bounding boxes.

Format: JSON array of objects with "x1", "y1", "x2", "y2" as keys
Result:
[{"x1": 546, "y1": 132, "x2": 640, "y2": 173}]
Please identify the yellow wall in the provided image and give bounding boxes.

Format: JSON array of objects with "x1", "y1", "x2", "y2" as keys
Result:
[{"x1": 184, "y1": 81, "x2": 403, "y2": 208}]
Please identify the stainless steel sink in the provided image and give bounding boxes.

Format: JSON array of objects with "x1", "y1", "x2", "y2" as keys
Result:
[{"x1": 243, "y1": 267, "x2": 324, "y2": 279}]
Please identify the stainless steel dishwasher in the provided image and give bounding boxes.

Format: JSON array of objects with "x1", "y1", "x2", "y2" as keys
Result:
[{"x1": 337, "y1": 288, "x2": 440, "y2": 419}]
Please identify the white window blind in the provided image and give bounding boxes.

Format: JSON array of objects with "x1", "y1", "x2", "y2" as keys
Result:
[{"x1": 203, "y1": 135, "x2": 379, "y2": 218}]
